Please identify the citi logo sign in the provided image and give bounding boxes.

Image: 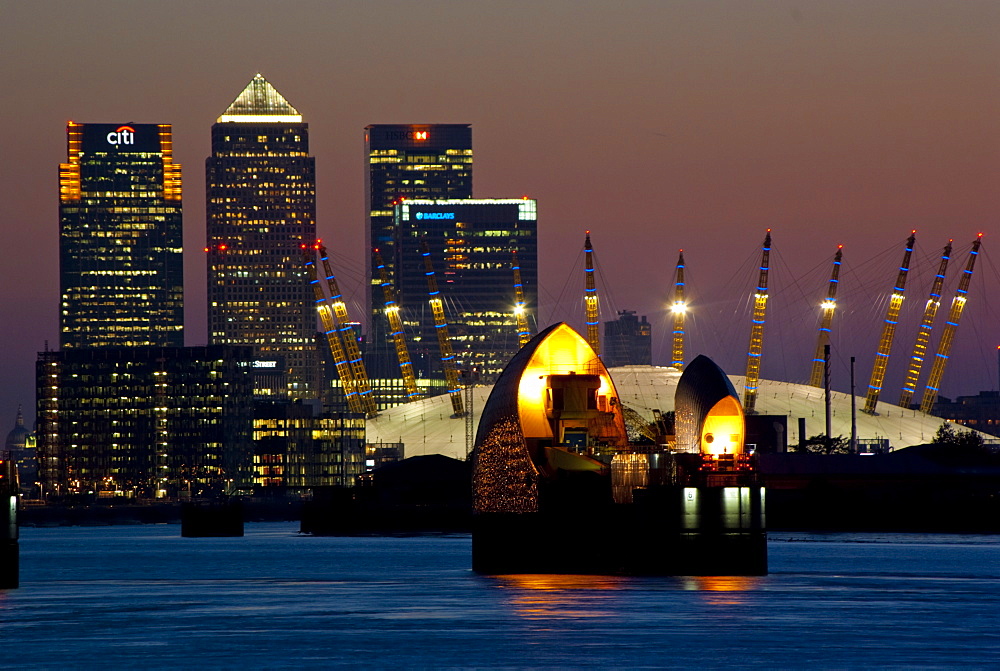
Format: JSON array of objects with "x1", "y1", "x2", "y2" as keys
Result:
[{"x1": 106, "y1": 126, "x2": 136, "y2": 145}]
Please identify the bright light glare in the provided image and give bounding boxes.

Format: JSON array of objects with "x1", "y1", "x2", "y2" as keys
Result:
[
  {"x1": 671, "y1": 301, "x2": 687, "y2": 315},
  {"x1": 514, "y1": 305, "x2": 525, "y2": 315},
  {"x1": 821, "y1": 300, "x2": 837, "y2": 311}
]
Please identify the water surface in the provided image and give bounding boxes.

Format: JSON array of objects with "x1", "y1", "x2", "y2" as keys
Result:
[{"x1": 1, "y1": 524, "x2": 997, "y2": 668}]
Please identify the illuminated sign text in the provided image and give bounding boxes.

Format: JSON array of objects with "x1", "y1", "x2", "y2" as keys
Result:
[{"x1": 106, "y1": 126, "x2": 136, "y2": 146}]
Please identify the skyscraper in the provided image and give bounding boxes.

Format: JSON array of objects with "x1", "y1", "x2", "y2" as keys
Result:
[
  {"x1": 394, "y1": 199, "x2": 538, "y2": 382},
  {"x1": 59, "y1": 122, "x2": 183, "y2": 348},
  {"x1": 206, "y1": 74, "x2": 319, "y2": 399},
  {"x1": 604, "y1": 310, "x2": 652, "y2": 367},
  {"x1": 365, "y1": 125, "x2": 472, "y2": 379}
]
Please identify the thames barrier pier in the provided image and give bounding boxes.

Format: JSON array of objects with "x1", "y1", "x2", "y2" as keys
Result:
[
  {"x1": 471, "y1": 323, "x2": 766, "y2": 575},
  {"x1": 1, "y1": 459, "x2": 19, "y2": 589}
]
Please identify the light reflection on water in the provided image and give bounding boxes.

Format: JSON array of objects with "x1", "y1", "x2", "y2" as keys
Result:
[
  {"x1": 493, "y1": 574, "x2": 633, "y2": 618},
  {"x1": 0, "y1": 524, "x2": 997, "y2": 668}
]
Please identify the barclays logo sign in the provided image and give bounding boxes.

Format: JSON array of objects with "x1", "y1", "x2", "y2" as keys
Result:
[{"x1": 415, "y1": 212, "x2": 455, "y2": 220}]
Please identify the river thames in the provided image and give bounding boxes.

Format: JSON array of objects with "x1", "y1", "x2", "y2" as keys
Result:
[{"x1": 0, "y1": 523, "x2": 997, "y2": 668}]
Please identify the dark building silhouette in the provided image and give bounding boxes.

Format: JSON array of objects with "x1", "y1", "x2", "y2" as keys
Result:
[
  {"x1": 36, "y1": 346, "x2": 255, "y2": 500},
  {"x1": 394, "y1": 199, "x2": 537, "y2": 382},
  {"x1": 206, "y1": 74, "x2": 320, "y2": 399},
  {"x1": 59, "y1": 122, "x2": 183, "y2": 348},
  {"x1": 365, "y1": 124, "x2": 473, "y2": 383},
  {"x1": 604, "y1": 310, "x2": 651, "y2": 367},
  {"x1": 932, "y1": 391, "x2": 1000, "y2": 437}
]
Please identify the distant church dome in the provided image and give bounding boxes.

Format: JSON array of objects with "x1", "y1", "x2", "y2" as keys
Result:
[{"x1": 5, "y1": 406, "x2": 32, "y2": 455}]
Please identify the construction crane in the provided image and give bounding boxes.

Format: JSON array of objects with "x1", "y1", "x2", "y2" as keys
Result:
[
  {"x1": 743, "y1": 230, "x2": 772, "y2": 414},
  {"x1": 303, "y1": 244, "x2": 362, "y2": 414},
  {"x1": 584, "y1": 231, "x2": 600, "y2": 356},
  {"x1": 512, "y1": 250, "x2": 531, "y2": 347},
  {"x1": 318, "y1": 244, "x2": 377, "y2": 416},
  {"x1": 421, "y1": 239, "x2": 465, "y2": 417},
  {"x1": 898, "y1": 240, "x2": 952, "y2": 408},
  {"x1": 670, "y1": 250, "x2": 686, "y2": 370},
  {"x1": 374, "y1": 248, "x2": 420, "y2": 401},
  {"x1": 920, "y1": 234, "x2": 983, "y2": 414},
  {"x1": 809, "y1": 246, "x2": 843, "y2": 388},
  {"x1": 864, "y1": 231, "x2": 916, "y2": 415}
]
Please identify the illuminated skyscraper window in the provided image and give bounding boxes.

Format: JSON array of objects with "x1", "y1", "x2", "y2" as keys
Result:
[
  {"x1": 365, "y1": 124, "x2": 473, "y2": 384},
  {"x1": 394, "y1": 199, "x2": 537, "y2": 383},
  {"x1": 59, "y1": 122, "x2": 184, "y2": 348},
  {"x1": 207, "y1": 74, "x2": 320, "y2": 399}
]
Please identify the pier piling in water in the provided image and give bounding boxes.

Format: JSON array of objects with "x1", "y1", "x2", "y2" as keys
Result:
[{"x1": 1, "y1": 460, "x2": 19, "y2": 589}]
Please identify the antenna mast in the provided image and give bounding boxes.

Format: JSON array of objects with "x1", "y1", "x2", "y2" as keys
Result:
[
  {"x1": 898, "y1": 240, "x2": 952, "y2": 408},
  {"x1": 863, "y1": 231, "x2": 916, "y2": 414},
  {"x1": 743, "y1": 230, "x2": 772, "y2": 414},
  {"x1": 809, "y1": 246, "x2": 843, "y2": 388},
  {"x1": 584, "y1": 231, "x2": 600, "y2": 355},
  {"x1": 512, "y1": 250, "x2": 531, "y2": 347},
  {"x1": 374, "y1": 248, "x2": 420, "y2": 401},
  {"x1": 421, "y1": 239, "x2": 465, "y2": 417},
  {"x1": 919, "y1": 235, "x2": 983, "y2": 413},
  {"x1": 670, "y1": 250, "x2": 686, "y2": 370}
]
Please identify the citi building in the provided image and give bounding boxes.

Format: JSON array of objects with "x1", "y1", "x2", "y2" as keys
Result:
[{"x1": 58, "y1": 122, "x2": 183, "y2": 348}]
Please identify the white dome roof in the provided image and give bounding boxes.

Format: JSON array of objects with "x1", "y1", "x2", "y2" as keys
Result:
[{"x1": 366, "y1": 365, "x2": 961, "y2": 460}]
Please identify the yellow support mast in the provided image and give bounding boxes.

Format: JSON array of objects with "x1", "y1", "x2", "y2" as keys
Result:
[
  {"x1": 421, "y1": 239, "x2": 465, "y2": 417},
  {"x1": 584, "y1": 231, "x2": 600, "y2": 355},
  {"x1": 863, "y1": 231, "x2": 916, "y2": 414},
  {"x1": 374, "y1": 248, "x2": 420, "y2": 401},
  {"x1": 743, "y1": 230, "x2": 772, "y2": 414},
  {"x1": 898, "y1": 240, "x2": 952, "y2": 408},
  {"x1": 318, "y1": 245, "x2": 377, "y2": 417},
  {"x1": 809, "y1": 246, "x2": 843, "y2": 388},
  {"x1": 303, "y1": 244, "x2": 361, "y2": 414},
  {"x1": 670, "y1": 250, "x2": 686, "y2": 370},
  {"x1": 512, "y1": 250, "x2": 532, "y2": 347},
  {"x1": 919, "y1": 235, "x2": 983, "y2": 414}
]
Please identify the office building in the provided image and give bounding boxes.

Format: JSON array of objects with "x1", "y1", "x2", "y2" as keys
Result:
[
  {"x1": 207, "y1": 74, "x2": 320, "y2": 399},
  {"x1": 604, "y1": 310, "x2": 652, "y2": 367},
  {"x1": 394, "y1": 199, "x2": 537, "y2": 382},
  {"x1": 59, "y1": 122, "x2": 183, "y2": 348},
  {"x1": 253, "y1": 402, "x2": 365, "y2": 491},
  {"x1": 36, "y1": 346, "x2": 255, "y2": 500},
  {"x1": 365, "y1": 124, "x2": 473, "y2": 380},
  {"x1": 932, "y1": 392, "x2": 1000, "y2": 438}
]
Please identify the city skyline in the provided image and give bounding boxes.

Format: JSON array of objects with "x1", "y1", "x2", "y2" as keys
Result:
[{"x1": 2, "y1": 1, "x2": 999, "y2": 425}]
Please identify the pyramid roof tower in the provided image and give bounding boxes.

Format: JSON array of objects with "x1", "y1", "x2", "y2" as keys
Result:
[{"x1": 217, "y1": 73, "x2": 303, "y2": 123}]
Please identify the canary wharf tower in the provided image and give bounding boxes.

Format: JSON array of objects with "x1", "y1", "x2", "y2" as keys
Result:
[{"x1": 206, "y1": 74, "x2": 319, "y2": 399}]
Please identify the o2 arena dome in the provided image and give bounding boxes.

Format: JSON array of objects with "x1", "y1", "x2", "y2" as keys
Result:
[{"x1": 365, "y1": 364, "x2": 963, "y2": 461}]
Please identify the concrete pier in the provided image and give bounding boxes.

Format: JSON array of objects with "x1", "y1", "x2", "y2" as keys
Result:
[
  {"x1": 1, "y1": 460, "x2": 19, "y2": 589},
  {"x1": 181, "y1": 500, "x2": 244, "y2": 537}
]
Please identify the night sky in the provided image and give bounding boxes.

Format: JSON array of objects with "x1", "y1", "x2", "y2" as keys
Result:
[{"x1": 2, "y1": 1, "x2": 999, "y2": 427}]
